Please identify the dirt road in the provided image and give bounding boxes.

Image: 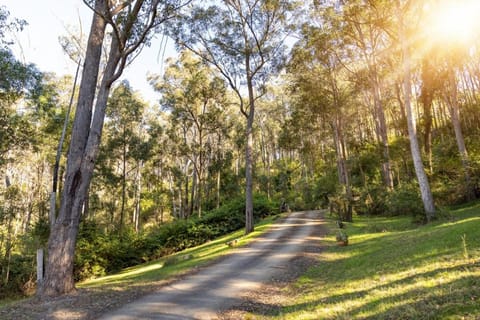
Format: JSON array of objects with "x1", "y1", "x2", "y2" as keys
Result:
[{"x1": 97, "y1": 210, "x2": 325, "y2": 320}]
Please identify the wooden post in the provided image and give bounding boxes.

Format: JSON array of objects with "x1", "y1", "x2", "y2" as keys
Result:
[{"x1": 36, "y1": 248, "x2": 44, "y2": 284}]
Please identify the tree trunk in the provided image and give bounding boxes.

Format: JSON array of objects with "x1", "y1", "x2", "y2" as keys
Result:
[
  {"x1": 420, "y1": 58, "x2": 434, "y2": 173},
  {"x1": 399, "y1": 5, "x2": 435, "y2": 221},
  {"x1": 197, "y1": 170, "x2": 202, "y2": 218},
  {"x1": 372, "y1": 78, "x2": 393, "y2": 189},
  {"x1": 333, "y1": 119, "x2": 347, "y2": 186},
  {"x1": 245, "y1": 121, "x2": 254, "y2": 234},
  {"x1": 39, "y1": 3, "x2": 107, "y2": 297},
  {"x1": 197, "y1": 129, "x2": 204, "y2": 218},
  {"x1": 445, "y1": 68, "x2": 475, "y2": 201},
  {"x1": 3, "y1": 214, "x2": 14, "y2": 285},
  {"x1": 168, "y1": 173, "x2": 177, "y2": 218},
  {"x1": 394, "y1": 82, "x2": 408, "y2": 136},
  {"x1": 332, "y1": 116, "x2": 352, "y2": 222},
  {"x1": 134, "y1": 161, "x2": 142, "y2": 232},
  {"x1": 189, "y1": 166, "x2": 196, "y2": 218},
  {"x1": 245, "y1": 73, "x2": 255, "y2": 235},
  {"x1": 82, "y1": 190, "x2": 90, "y2": 219},
  {"x1": 215, "y1": 131, "x2": 222, "y2": 209},
  {"x1": 184, "y1": 160, "x2": 189, "y2": 218},
  {"x1": 266, "y1": 149, "x2": 271, "y2": 200},
  {"x1": 216, "y1": 170, "x2": 221, "y2": 209},
  {"x1": 120, "y1": 127, "x2": 127, "y2": 234},
  {"x1": 40, "y1": 0, "x2": 132, "y2": 296}
]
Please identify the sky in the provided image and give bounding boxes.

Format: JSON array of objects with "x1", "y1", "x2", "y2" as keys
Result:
[{"x1": 2, "y1": 0, "x2": 177, "y2": 104}]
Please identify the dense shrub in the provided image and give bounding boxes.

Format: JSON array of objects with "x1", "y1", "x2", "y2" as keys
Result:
[
  {"x1": 0, "y1": 254, "x2": 35, "y2": 299},
  {"x1": 353, "y1": 183, "x2": 425, "y2": 220},
  {"x1": 314, "y1": 169, "x2": 338, "y2": 208},
  {"x1": 385, "y1": 183, "x2": 425, "y2": 219},
  {"x1": 74, "y1": 223, "x2": 150, "y2": 280},
  {"x1": 354, "y1": 186, "x2": 387, "y2": 216}
]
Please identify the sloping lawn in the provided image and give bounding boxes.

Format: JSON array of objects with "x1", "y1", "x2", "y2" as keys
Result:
[{"x1": 273, "y1": 203, "x2": 480, "y2": 319}]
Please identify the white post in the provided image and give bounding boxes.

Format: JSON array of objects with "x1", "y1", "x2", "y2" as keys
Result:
[{"x1": 36, "y1": 248, "x2": 44, "y2": 284}]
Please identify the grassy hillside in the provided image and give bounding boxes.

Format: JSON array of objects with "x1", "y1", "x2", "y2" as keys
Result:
[{"x1": 271, "y1": 203, "x2": 480, "y2": 319}]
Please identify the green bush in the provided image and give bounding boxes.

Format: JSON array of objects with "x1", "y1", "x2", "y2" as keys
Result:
[
  {"x1": 314, "y1": 169, "x2": 338, "y2": 208},
  {"x1": 385, "y1": 183, "x2": 425, "y2": 220},
  {"x1": 74, "y1": 223, "x2": 149, "y2": 280},
  {"x1": 354, "y1": 183, "x2": 426, "y2": 220},
  {"x1": 355, "y1": 186, "x2": 387, "y2": 216},
  {"x1": 0, "y1": 254, "x2": 36, "y2": 299},
  {"x1": 0, "y1": 218, "x2": 51, "y2": 299},
  {"x1": 74, "y1": 223, "x2": 109, "y2": 280}
]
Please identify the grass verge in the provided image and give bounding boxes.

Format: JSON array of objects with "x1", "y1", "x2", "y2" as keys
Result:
[{"x1": 260, "y1": 203, "x2": 480, "y2": 320}]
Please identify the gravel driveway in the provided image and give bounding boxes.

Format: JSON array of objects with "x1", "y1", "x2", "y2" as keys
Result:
[{"x1": 98, "y1": 210, "x2": 325, "y2": 320}]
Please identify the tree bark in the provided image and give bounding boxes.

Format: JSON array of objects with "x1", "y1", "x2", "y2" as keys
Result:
[
  {"x1": 332, "y1": 116, "x2": 352, "y2": 222},
  {"x1": 39, "y1": 2, "x2": 107, "y2": 297},
  {"x1": 445, "y1": 68, "x2": 474, "y2": 201},
  {"x1": 134, "y1": 160, "x2": 142, "y2": 232},
  {"x1": 398, "y1": 4, "x2": 435, "y2": 221},
  {"x1": 189, "y1": 166, "x2": 196, "y2": 217},
  {"x1": 244, "y1": 56, "x2": 255, "y2": 234},
  {"x1": 372, "y1": 76, "x2": 393, "y2": 189},
  {"x1": 216, "y1": 170, "x2": 221, "y2": 209},
  {"x1": 120, "y1": 125, "x2": 127, "y2": 235},
  {"x1": 420, "y1": 58, "x2": 434, "y2": 173}
]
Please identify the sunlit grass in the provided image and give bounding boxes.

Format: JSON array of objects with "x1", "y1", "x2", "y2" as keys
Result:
[
  {"x1": 259, "y1": 202, "x2": 480, "y2": 319},
  {"x1": 79, "y1": 214, "x2": 282, "y2": 288}
]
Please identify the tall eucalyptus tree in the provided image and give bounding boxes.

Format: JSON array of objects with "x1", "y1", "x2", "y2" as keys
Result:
[
  {"x1": 99, "y1": 81, "x2": 147, "y2": 233},
  {"x1": 288, "y1": 23, "x2": 356, "y2": 221},
  {"x1": 39, "y1": 0, "x2": 191, "y2": 298},
  {"x1": 172, "y1": 0, "x2": 296, "y2": 233},
  {"x1": 396, "y1": 0, "x2": 435, "y2": 220},
  {"x1": 339, "y1": 1, "x2": 395, "y2": 189}
]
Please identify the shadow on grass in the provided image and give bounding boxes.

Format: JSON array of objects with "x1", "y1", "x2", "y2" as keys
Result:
[
  {"x1": 353, "y1": 273, "x2": 480, "y2": 319},
  {"x1": 281, "y1": 262, "x2": 480, "y2": 319},
  {"x1": 270, "y1": 208, "x2": 480, "y2": 319},
  {"x1": 321, "y1": 215, "x2": 480, "y2": 277}
]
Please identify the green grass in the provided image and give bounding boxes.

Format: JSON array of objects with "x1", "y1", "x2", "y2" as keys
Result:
[
  {"x1": 261, "y1": 203, "x2": 480, "y2": 320},
  {"x1": 79, "y1": 214, "x2": 281, "y2": 288}
]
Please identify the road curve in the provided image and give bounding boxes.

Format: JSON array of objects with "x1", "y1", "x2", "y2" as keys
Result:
[{"x1": 97, "y1": 210, "x2": 324, "y2": 320}]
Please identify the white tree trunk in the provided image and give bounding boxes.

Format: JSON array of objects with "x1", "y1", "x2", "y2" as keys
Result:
[{"x1": 399, "y1": 4, "x2": 435, "y2": 221}]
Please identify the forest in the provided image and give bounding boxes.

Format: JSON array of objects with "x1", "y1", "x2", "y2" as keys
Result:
[{"x1": 1, "y1": 0, "x2": 480, "y2": 303}]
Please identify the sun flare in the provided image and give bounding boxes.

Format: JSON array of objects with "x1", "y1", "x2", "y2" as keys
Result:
[{"x1": 426, "y1": 0, "x2": 480, "y2": 44}]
